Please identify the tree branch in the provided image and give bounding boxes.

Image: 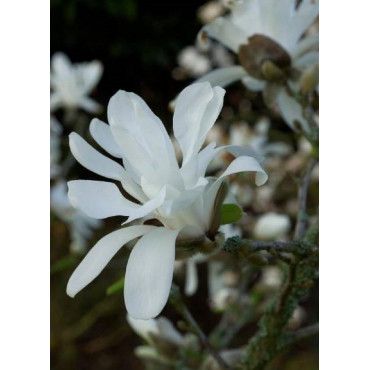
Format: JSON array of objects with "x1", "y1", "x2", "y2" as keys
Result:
[{"x1": 169, "y1": 285, "x2": 230, "y2": 370}]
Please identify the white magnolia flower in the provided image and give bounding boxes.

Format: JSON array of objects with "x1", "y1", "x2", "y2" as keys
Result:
[
  {"x1": 254, "y1": 212, "x2": 291, "y2": 240},
  {"x1": 51, "y1": 181, "x2": 102, "y2": 254},
  {"x1": 50, "y1": 52, "x2": 103, "y2": 113},
  {"x1": 66, "y1": 82, "x2": 267, "y2": 319},
  {"x1": 195, "y1": 0, "x2": 319, "y2": 132},
  {"x1": 50, "y1": 116, "x2": 62, "y2": 179}
]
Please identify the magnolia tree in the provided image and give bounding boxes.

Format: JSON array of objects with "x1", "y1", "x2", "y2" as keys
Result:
[{"x1": 51, "y1": 0, "x2": 319, "y2": 369}]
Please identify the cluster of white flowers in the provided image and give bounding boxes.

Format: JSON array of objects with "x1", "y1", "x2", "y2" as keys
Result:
[{"x1": 50, "y1": 53, "x2": 104, "y2": 254}]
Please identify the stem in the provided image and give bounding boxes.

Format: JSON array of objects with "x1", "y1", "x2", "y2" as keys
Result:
[
  {"x1": 170, "y1": 285, "x2": 230, "y2": 370},
  {"x1": 285, "y1": 322, "x2": 319, "y2": 346},
  {"x1": 294, "y1": 158, "x2": 318, "y2": 240}
]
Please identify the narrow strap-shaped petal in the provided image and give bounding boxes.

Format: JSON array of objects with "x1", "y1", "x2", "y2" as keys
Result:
[
  {"x1": 174, "y1": 82, "x2": 225, "y2": 166},
  {"x1": 201, "y1": 17, "x2": 246, "y2": 53},
  {"x1": 276, "y1": 88, "x2": 310, "y2": 133},
  {"x1": 289, "y1": 0, "x2": 319, "y2": 46},
  {"x1": 124, "y1": 227, "x2": 180, "y2": 319},
  {"x1": 203, "y1": 156, "x2": 268, "y2": 227},
  {"x1": 67, "y1": 225, "x2": 155, "y2": 297},
  {"x1": 69, "y1": 132, "x2": 125, "y2": 181},
  {"x1": 169, "y1": 67, "x2": 247, "y2": 111},
  {"x1": 68, "y1": 180, "x2": 142, "y2": 219},
  {"x1": 69, "y1": 132, "x2": 145, "y2": 201},
  {"x1": 79, "y1": 61, "x2": 103, "y2": 93},
  {"x1": 107, "y1": 90, "x2": 180, "y2": 187},
  {"x1": 185, "y1": 259, "x2": 198, "y2": 296},
  {"x1": 89, "y1": 118, "x2": 123, "y2": 158},
  {"x1": 51, "y1": 52, "x2": 72, "y2": 78},
  {"x1": 79, "y1": 97, "x2": 102, "y2": 114},
  {"x1": 292, "y1": 34, "x2": 319, "y2": 60}
]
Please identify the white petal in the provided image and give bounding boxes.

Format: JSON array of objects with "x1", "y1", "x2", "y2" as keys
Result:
[
  {"x1": 156, "y1": 317, "x2": 184, "y2": 345},
  {"x1": 51, "y1": 52, "x2": 72, "y2": 78},
  {"x1": 80, "y1": 60, "x2": 103, "y2": 93},
  {"x1": 294, "y1": 51, "x2": 319, "y2": 70},
  {"x1": 241, "y1": 75, "x2": 266, "y2": 92},
  {"x1": 124, "y1": 227, "x2": 180, "y2": 319},
  {"x1": 197, "y1": 143, "x2": 265, "y2": 179},
  {"x1": 50, "y1": 93, "x2": 62, "y2": 112},
  {"x1": 220, "y1": 156, "x2": 268, "y2": 186},
  {"x1": 203, "y1": 156, "x2": 267, "y2": 225},
  {"x1": 126, "y1": 315, "x2": 159, "y2": 342},
  {"x1": 276, "y1": 88, "x2": 310, "y2": 133},
  {"x1": 169, "y1": 67, "x2": 246, "y2": 112},
  {"x1": 107, "y1": 90, "x2": 180, "y2": 186},
  {"x1": 68, "y1": 180, "x2": 142, "y2": 219},
  {"x1": 292, "y1": 34, "x2": 319, "y2": 60},
  {"x1": 123, "y1": 187, "x2": 167, "y2": 225},
  {"x1": 174, "y1": 82, "x2": 225, "y2": 166},
  {"x1": 201, "y1": 18, "x2": 246, "y2": 53},
  {"x1": 79, "y1": 97, "x2": 102, "y2": 113},
  {"x1": 89, "y1": 118, "x2": 123, "y2": 158},
  {"x1": 195, "y1": 66, "x2": 248, "y2": 87},
  {"x1": 67, "y1": 225, "x2": 155, "y2": 297},
  {"x1": 69, "y1": 132, "x2": 125, "y2": 181},
  {"x1": 289, "y1": 0, "x2": 319, "y2": 46},
  {"x1": 185, "y1": 260, "x2": 198, "y2": 296}
]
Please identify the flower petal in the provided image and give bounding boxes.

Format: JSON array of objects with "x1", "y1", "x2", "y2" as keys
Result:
[
  {"x1": 89, "y1": 118, "x2": 124, "y2": 158},
  {"x1": 174, "y1": 82, "x2": 225, "y2": 166},
  {"x1": 185, "y1": 260, "x2": 198, "y2": 296},
  {"x1": 80, "y1": 60, "x2": 103, "y2": 93},
  {"x1": 79, "y1": 97, "x2": 102, "y2": 114},
  {"x1": 276, "y1": 88, "x2": 310, "y2": 133},
  {"x1": 107, "y1": 90, "x2": 180, "y2": 187},
  {"x1": 51, "y1": 52, "x2": 72, "y2": 78},
  {"x1": 124, "y1": 227, "x2": 180, "y2": 319},
  {"x1": 203, "y1": 156, "x2": 267, "y2": 226},
  {"x1": 201, "y1": 18, "x2": 246, "y2": 53},
  {"x1": 67, "y1": 225, "x2": 155, "y2": 297},
  {"x1": 68, "y1": 180, "x2": 142, "y2": 219},
  {"x1": 69, "y1": 132, "x2": 125, "y2": 181},
  {"x1": 69, "y1": 132, "x2": 145, "y2": 201}
]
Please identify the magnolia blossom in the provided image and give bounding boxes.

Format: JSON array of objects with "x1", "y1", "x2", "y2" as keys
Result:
[
  {"x1": 51, "y1": 181, "x2": 102, "y2": 254},
  {"x1": 66, "y1": 82, "x2": 267, "y2": 319},
  {"x1": 50, "y1": 52, "x2": 103, "y2": 113},
  {"x1": 254, "y1": 212, "x2": 291, "y2": 240},
  {"x1": 194, "y1": 0, "x2": 319, "y2": 132}
]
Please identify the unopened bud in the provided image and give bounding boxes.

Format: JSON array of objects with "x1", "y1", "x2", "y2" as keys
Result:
[{"x1": 261, "y1": 60, "x2": 285, "y2": 81}]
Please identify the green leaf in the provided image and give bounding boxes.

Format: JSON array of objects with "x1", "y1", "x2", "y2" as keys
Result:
[
  {"x1": 220, "y1": 204, "x2": 243, "y2": 225},
  {"x1": 106, "y1": 277, "x2": 125, "y2": 296}
]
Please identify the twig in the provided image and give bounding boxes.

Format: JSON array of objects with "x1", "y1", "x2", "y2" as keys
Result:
[
  {"x1": 294, "y1": 158, "x2": 318, "y2": 239},
  {"x1": 285, "y1": 322, "x2": 319, "y2": 346},
  {"x1": 170, "y1": 285, "x2": 230, "y2": 370}
]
